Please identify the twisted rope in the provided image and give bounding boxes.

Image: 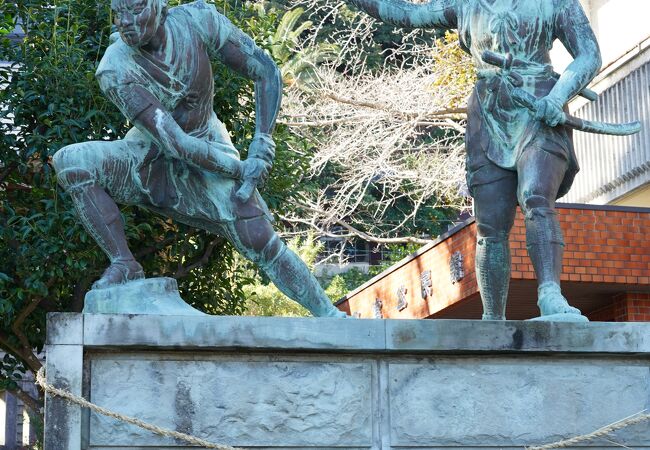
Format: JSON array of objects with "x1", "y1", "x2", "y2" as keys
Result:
[
  {"x1": 36, "y1": 367, "x2": 241, "y2": 450},
  {"x1": 527, "y1": 410, "x2": 650, "y2": 449}
]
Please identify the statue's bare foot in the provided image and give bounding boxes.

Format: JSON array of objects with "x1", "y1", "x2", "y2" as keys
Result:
[
  {"x1": 537, "y1": 282, "x2": 581, "y2": 316},
  {"x1": 321, "y1": 306, "x2": 348, "y2": 318},
  {"x1": 330, "y1": 309, "x2": 348, "y2": 318},
  {"x1": 92, "y1": 259, "x2": 145, "y2": 290}
]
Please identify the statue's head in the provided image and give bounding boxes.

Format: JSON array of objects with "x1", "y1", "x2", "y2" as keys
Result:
[{"x1": 111, "y1": 0, "x2": 168, "y2": 48}]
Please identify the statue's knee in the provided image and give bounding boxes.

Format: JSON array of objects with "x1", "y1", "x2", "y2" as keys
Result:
[
  {"x1": 257, "y1": 234, "x2": 285, "y2": 266},
  {"x1": 52, "y1": 144, "x2": 78, "y2": 173},
  {"x1": 241, "y1": 233, "x2": 286, "y2": 267},
  {"x1": 523, "y1": 205, "x2": 564, "y2": 246},
  {"x1": 55, "y1": 167, "x2": 95, "y2": 191},
  {"x1": 52, "y1": 145, "x2": 96, "y2": 190},
  {"x1": 519, "y1": 193, "x2": 552, "y2": 215},
  {"x1": 476, "y1": 221, "x2": 509, "y2": 242}
]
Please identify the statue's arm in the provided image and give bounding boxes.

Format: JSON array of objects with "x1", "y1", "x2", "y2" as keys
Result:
[
  {"x1": 347, "y1": 0, "x2": 457, "y2": 29},
  {"x1": 550, "y1": 0, "x2": 602, "y2": 105},
  {"x1": 98, "y1": 76, "x2": 242, "y2": 177},
  {"x1": 216, "y1": 28, "x2": 282, "y2": 165}
]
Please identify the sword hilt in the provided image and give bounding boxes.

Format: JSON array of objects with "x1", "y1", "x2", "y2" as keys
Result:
[{"x1": 481, "y1": 50, "x2": 598, "y2": 102}]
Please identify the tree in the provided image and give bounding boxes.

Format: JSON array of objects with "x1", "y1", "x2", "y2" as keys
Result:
[
  {"x1": 279, "y1": 30, "x2": 475, "y2": 247},
  {"x1": 258, "y1": 5, "x2": 339, "y2": 86},
  {"x1": 0, "y1": 0, "x2": 311, "y2": 428}
]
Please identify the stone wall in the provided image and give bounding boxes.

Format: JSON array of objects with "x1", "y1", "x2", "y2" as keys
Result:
[{"x1": 45, "y1": 314, "x2": 650, "y2": 449}]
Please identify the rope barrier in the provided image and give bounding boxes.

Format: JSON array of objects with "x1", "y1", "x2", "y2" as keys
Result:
[
  {"x1": 36, "y1": 367, "x2": 242, "y2": 450},
  {"x1": 37, "y1": 367, "x2": 650, "y2": 450},
  {"x1": 527, "y1": 409, "x2": 650, "y2": 449}
]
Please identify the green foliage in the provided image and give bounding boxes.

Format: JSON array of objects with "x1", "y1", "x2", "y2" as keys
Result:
[
  {"x1": 0, "y1": 1, "x2": 14, "y2": 36},
  {"x1": 261, "y1": 6, "x2": 339, "y2": 85},
  {"x1": 323, "y1": 274, "x2": 347, "y2": 301},
  {"x1": 431, "y1": 31, "x2": 477, "y2": 108},
  {"x1": 325, "y1": 243, "x2": 422, "y2": 298},
  {"x1": 242, "y1": 234, "x2": 341, "y2": 316},
  {"x1": 0, "y1": 0, "x2": 313, "y2": 427}
]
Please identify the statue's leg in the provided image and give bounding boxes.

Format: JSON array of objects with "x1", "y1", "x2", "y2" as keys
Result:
[
  {"x1": 517, "y1": 148, "x2": 580, "y2": 316},
  {"x1": 222, "y1": 216, "x2": 346, "y2": 317},
  {"x1": 472, "y1": 177, "x2": 518, "y2": 320},
  {"x1": 52, "y1": 141, "x2": 145, "y2": 289}
]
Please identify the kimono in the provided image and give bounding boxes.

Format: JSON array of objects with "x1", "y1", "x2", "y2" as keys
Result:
[{"x1": 449, "y1": 0, "x2": 590, "y2": 197}]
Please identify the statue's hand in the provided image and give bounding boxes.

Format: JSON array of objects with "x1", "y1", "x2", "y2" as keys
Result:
[
  {"x1": 235, "y1": 158, "x2": 270, "y2": 202},
  {"x1": 534, "y1": 95, "x2": 566, "y2": 127},
  {"x1": 247, "y1": 133, "x2": 276, "y2": 166},
  {"x1": 240, "y1": 157, "x2": 270, "y2": 183}
]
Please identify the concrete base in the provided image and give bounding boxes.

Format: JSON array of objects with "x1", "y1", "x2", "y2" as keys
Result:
[
  {"x1": 44, "y1": 314, "x2": 650, "y2": 449},
  {"x1": 529, "y1": 312, "x2": 590, "y2": 322},
  {"x1": 83, "y1": 277, "x2": 204, "y2": 316}
]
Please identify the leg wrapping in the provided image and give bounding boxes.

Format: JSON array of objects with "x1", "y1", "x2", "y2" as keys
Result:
[
  {"x1": 523, "y1": 207, "x2": 581, "y2": 316},
  {"x1": 524, "y1": 207, "x2": 563, "y2": 286},
  {"x1": 476, "y1": 235, "x2": 511, "y2": 320},
  {"x1": 253, "y1": 235, "x2": 345, "y2": 317},
  {"x1": 59, "y1": 168, "x2": 135, "y2": 264}
]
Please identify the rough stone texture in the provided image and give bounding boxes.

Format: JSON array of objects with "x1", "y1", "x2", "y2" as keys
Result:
[
  {"x1": 83, "y1": 314, "x2": 386, "y2": 351},
  {"x1": 44, "y1": 314, "x2": 650, "y2": 449},
  {"x1": 44, "y1": 344, "x2": 83, "y2": 450},
  {"x1": 386, "y1": 319, "x2": 650, "y2": 353},
  {"x1": 89, "y1": 358, "x2": 373, "y2": 447},
  {"x1": 83, "y1": 277, "x2": 204, "y2": 316},
  {"x1": 389, "y1": 359, "x2": 650, "y2": 447},
  {"x1": 46, "y1": 313, "x2": 83, "y2": 345}
]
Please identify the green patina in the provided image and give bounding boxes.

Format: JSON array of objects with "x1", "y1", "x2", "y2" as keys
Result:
[
  {"x1": 52, "y1": 0, "x2": 346, "y2": 317},
  {"x1": 346, "y1": 0, "x2": 637, "y2": 321}
]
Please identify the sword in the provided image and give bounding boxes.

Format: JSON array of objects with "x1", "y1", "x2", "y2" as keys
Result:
[
  {"x1": 481, "y1": 50, "x2": 642, "y2": 136},
  {"x1": 236, "y1": 178, "x2": 258, "y2": 202}
]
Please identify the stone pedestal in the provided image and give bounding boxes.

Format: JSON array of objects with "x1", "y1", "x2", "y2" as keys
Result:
[
  {"x1": 45, "y1": 314, "x2": 650, "y2": 449},
  {"x1": 83, "y1": 277, "x2": 204, "y2": 315}
]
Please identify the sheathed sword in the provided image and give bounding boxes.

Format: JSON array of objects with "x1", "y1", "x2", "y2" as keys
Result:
[{"x1": 481, "y1": 50, "x2": 642, "y2": 136}]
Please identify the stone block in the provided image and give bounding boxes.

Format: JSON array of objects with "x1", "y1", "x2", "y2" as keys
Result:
[
  {"x1": 88, "y1": 357, "x2": 374, "y2": 448},
  {"x1": 388, "y1": 358, "x2": 650, "y2": 447},
  {"x1": 83, "y1": 314, "x2": 386, "y2": 351},
  {"x1": 43, "y1": 314, "x2": 650, "y2": 449},
  {"x1": 386, "y1": 319, "x2": 650, "y2": 353},
  {"x1": 44, "y1": 344, "x2": 83, "y2": 450},
  {"x1": 46, "y1": 313, "x2": 83, "y2": 346}
]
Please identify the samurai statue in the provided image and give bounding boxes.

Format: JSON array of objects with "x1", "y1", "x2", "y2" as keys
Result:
[
  {"x1": 52, "y1": 0, "x2": 347, "y2": 317},
  {"x1": 345, "y1": 0, "x2": 640, "y2": 320}
]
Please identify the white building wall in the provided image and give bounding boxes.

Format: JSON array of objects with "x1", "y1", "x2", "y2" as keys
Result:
[{"x1": 551, "y1": 0, "x2": 650, "y2": 72}]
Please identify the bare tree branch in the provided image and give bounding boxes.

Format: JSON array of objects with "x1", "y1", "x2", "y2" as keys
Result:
[
  {"x1": 173, "y1": 237, "x2": 224, "y2": 279},
  {"x1": 11, "y1": 297, "x2": 43, "y2": 373}
]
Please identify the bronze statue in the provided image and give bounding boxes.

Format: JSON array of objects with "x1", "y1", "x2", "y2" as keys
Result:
[
  {"x1": 52, "y1": 0, "x2": 346, "y2": 317},
  {"x1": 345, "y1": 0, "x2": 640, "y2": 320}
]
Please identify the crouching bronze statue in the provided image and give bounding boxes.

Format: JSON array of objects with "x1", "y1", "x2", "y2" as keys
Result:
[{"x1": 52, "y1": 0, "x2": 346, "y2": 317}]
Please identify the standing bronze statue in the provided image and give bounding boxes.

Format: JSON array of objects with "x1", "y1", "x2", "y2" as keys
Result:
[
  {"x1": 52, "y1": 0, "x2": 346, "y2": 317},
  {"x1": 345, "y1": 0, "x2": 640, "y2": 320}
]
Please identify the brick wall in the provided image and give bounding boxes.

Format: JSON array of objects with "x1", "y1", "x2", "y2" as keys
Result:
[
  {"x1": 507, "y1": 207, "x2": 650, "y2": 284},
  {"x1": 589, "y1": 292, "x2": 650, "y2": 321},
  {"x1": 339, "y1": 205, "x2": 650, "y2": 320}
]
